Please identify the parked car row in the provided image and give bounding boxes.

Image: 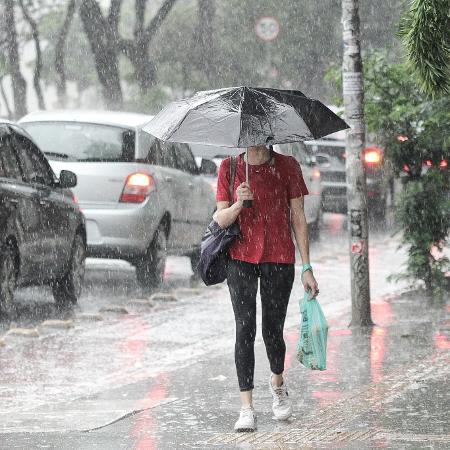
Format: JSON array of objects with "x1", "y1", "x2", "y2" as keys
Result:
[
  {"x1": 19, "y1": 111, "x2": 216, "y2": 291},
  {"x1": 0, "y1": 108, "x2": 392, "y2": 316},
  {"x1": 0, "y1": 111, "x2": 218, "y2": 315}
]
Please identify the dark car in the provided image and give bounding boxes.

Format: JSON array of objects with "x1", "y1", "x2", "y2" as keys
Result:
[
  {"x1": 0, "y1": 121, "x2": 86, "y2": 315},
  {"x1": 307, "y1": 139, "x2": 393, "y2": 219}
]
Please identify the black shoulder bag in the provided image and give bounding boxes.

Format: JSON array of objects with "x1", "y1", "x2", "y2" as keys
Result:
[{"x1": 198, "y1": 156, "x2": 240, "y2": 286}]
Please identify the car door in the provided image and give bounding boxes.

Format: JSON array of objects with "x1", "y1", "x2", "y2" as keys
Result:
[
  {"x1": 0, "y1": 134, "x2": 46, "y2": 282},
  {"x1": 173, "y1": 144, "x2": 204, "y2": 249},
  {"x1": 158, "y1": 142, "x2": 187, "y2": 251},
  {"x1": 12, "y1": 133, "x2": 72, "y2": 279}
]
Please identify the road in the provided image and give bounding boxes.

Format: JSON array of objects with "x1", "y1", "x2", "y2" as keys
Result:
[{"x1": 0, "y1": 213, "x2": 412, "y2": 447}]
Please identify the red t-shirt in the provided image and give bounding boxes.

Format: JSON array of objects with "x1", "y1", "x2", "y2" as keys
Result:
[{"x1": 216, "y1": 151, "x2": 309, "y2": 264}]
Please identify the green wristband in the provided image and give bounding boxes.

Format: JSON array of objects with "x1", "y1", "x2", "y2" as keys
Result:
[{"x1": 301, "y1": 263, "x2": 313, "y2": 280}]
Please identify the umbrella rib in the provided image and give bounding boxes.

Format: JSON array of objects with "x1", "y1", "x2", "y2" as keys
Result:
[
  {"x1": 255, "y1": 91, "x2": 275, "y2": 142},
  {"x1": 237, "y1": 88, "x2": 245, "y2": 148}
]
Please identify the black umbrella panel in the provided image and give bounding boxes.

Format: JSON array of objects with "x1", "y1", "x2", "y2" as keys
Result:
[{"x1": 143, "y1": 86, "x2": 349, "y2": 148}]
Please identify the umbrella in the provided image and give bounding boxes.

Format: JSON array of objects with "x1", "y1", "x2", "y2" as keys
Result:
[{"x1": 143, "y1": 86, "x2": 349, "y2": 207}]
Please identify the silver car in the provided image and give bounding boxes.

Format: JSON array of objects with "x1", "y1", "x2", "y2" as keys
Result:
[{"x1": 19, "y1": 111, "x2": 216, "y2": 290}]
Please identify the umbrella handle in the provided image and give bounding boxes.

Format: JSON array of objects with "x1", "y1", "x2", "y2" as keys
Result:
[{"x1": 243, "y1": 200, "x2": 253, "y2": 208}]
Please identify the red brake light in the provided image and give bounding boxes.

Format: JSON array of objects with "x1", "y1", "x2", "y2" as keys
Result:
[
  {"x1": 403, "y1": 164, "x2": 410, "y2": 172},
  {"x1": 397, "y1": 135, "x2": 409, "y2": 142},
  {"x1": 424, "y1": 160, "x2": 433, "y2": 167},
  {"x1": 363, "y1": 147, "x2": 383, "y2": 166},
  {"x1": 120, "y1": 173, "x2": 155, "y2": 203},
  {"x1": 439, "y1": 160, "x2": 448, "y2": 169}
]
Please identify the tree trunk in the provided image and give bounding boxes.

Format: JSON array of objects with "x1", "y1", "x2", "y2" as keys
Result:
[
  {"x1": 0, "y1": 78, "x2": 13, "y2": 120},
  {"x1": 18, "y1": 0, "x2": 45, "y2": 110},
  {"x1": 197, "y1": 0, "x2": 216, "y2": 85},
  {"x1": 342, "y1": 0, "x2": 373, "y2": 327},
  {"x1": 54, "y1": 0, "x2": 77, "y2": 107},
  {"x1": 133, "y1": 40, "x2": 156, "y2": 93},
  {"x1": 80, "y1": 0, "x2": 123, "y2": 109},
  {"x1": 4, "y1": 0, "x2": 27, "y2": 119}
]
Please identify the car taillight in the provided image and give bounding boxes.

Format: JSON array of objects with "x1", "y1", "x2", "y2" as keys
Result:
[
  {"x1": 363, "y1": 147, "x2": 382, "y2": 166},
  {"x1": 119, "y1": 173, "x2": 155, "y2": 203},
  {"x1": 440, "y1": 160, "x2": 448, "y2": 169},
  {"x1": 403, "y1": 164, "x2": 410, "y2": 172},
  {"x1": 424, "y1": 160, "x2": 433, "y2": 167}
]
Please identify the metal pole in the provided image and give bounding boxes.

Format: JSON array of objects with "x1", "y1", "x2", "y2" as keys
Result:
[
  {"x1": 243, "y1": 147, "x2": 252, "y2": 208},
  {"x1": 246, "y1": 147, "x2": 249, "y2": 184},
  {"x1": 342, "y1": 0, "x2": 373, "y2": 327}
]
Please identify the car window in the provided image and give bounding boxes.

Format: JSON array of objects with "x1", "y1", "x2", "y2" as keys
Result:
[
  {"x1": 160, "y1": 143, "x2": 177, "y2": 169},
  {"x1": 174, "y1": 144, "x2": 198, "y2": 174},
  {"x1": 21, "y1": 122, "x2": 135, "y2": 162},
  {"x1": 0, "y1": 137, "x2": 23, "y2": 180},
  {"x1": 141, "y1": 132, "x2": 164, "y2": 165},
  {"x1": 13, "y1": 135, "x2": 54, "y2": 186}
]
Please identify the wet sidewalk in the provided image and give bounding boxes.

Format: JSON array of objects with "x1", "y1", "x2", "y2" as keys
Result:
[
  {"x1": 8, "y1": 288, "x2": 446, "y2": 450},
  {"x1": 113, "y1": 289, "x2": 449, "y2": 450},
  {"x1": 202, "y1": 291, "x2": 450, "y2": 449}
]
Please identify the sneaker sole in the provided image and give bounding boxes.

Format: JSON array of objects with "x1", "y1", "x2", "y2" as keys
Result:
[
  {"x1": 273, "y1": 409, "x2": 293, "y2": 421},
  {"x1": 235, "y1": 417, "x2": 257, "y2": 432}
]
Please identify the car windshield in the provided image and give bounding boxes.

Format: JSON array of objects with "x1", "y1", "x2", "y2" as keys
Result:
[{"x1": 21, "y1": 122, "x2": 135, "y2": 162}]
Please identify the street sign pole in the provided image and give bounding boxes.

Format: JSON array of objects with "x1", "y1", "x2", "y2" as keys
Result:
[
  {"x1": 342, "y1": 0, "x2": 373, "y2": 327},
  {"x1": 255, "y1": 16, "x2": 280, "y2": 85}
]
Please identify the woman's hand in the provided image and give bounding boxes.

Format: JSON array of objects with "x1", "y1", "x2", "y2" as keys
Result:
[
  {"x1": 302, "y1": 271, "x2": 319, "y2": 298},
  {"x1": 236, "y1": 182, "x2": 253, "y2": 206}
]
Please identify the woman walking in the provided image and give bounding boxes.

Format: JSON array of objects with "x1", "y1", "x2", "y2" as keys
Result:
[{"x1": 213, "y1": 144, "x2": 319, "y2": 432}]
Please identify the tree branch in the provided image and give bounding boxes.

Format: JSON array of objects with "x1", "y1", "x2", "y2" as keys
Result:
[
  {"x1": 108, "y1": 0, "x2": 122, "y2": 33},
  {"x1": 142, "y1": 0, "x2": 177, "y2": 44},
  {"x1": 134, "y1": 0, "x2": 146, "y2": 40},
  {"x1": 54, "y1": 0, "x2": 77, "y2": 106},
  {"x1": 18, "y1": 0, "x2": 45, "y2": 109}
]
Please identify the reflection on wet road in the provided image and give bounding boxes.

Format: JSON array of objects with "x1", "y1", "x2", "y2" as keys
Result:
[{"x1": 2, "y1": 212, "x2": 433, "y2": 444}]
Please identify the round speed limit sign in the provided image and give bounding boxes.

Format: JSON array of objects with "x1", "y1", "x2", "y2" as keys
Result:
[{"x1": 255, "y1": 16, "x2": 280, "y2": 42}]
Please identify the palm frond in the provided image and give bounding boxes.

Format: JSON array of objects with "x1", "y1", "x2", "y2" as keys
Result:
[{"x1": 398, "y1": 0, "x2": 450, "y2": 97}]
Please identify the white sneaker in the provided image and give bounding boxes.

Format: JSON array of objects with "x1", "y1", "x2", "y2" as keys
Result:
[
  {"x1": 234, "y1": 406, "x2": 257, "y2": 432},
  {"x1": 269, "y1": 375, "x2": 293, "y2": 420}
]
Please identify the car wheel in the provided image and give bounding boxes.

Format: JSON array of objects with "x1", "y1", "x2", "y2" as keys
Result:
[
  {"x1": 0, "y1": 246, "x2": 17, "y2": 316},
  {"x1": 189, "y1": 247, "x2": 201, "y2": 278},
  {"x1": 136, "y1": 223, "x2": 167, "y2": 291},
  {"x1": 52, "y1": 234, "x2": 86, "y2": 306}
]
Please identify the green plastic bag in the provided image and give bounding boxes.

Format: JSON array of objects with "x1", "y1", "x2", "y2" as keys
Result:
[{"x1": 296, "y1": 291, "x2": 328, "y2": 370}]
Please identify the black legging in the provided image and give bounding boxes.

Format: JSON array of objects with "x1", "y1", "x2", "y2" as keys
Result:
[{"x1": 226, "y1": 259, "x2": 295, "y2": 392}]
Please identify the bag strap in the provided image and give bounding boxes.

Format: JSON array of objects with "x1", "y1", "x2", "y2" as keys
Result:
[{"x1": 229, "y1": 156, "x2": 237, "y2": 205}]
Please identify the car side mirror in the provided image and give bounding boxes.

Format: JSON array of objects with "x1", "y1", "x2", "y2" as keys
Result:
[
  {"x1": 59, "y1": 170, "x2": 77, "y2": 188},
  {"x1": 199, "y1": 158, "x2": 218, "y2": 176}
]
